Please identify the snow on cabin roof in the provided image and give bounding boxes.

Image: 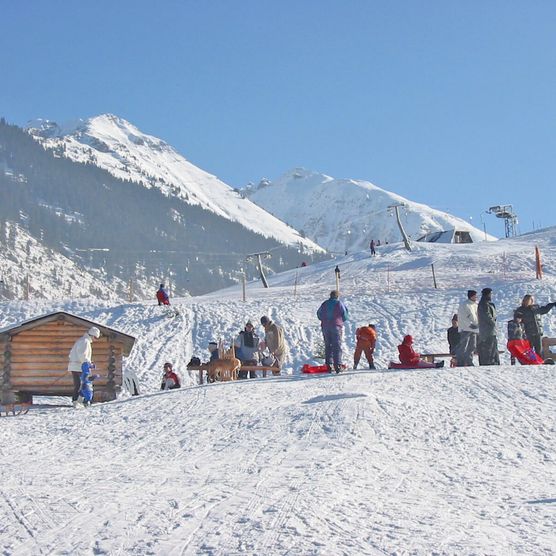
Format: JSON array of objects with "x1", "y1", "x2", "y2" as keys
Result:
[{"x1": 0, "y1": 311, "x2": 136, "y2": 356}]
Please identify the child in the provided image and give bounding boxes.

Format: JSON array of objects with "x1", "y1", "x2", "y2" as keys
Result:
[
  {"x1": 398, "y1": 335, "x2": 444, "y2": 369},
  {"x1": 208, "y1": 341, "x2": 219, "y2": 362},
  {"x1": 160, "y1": 362, "x2": 181, "y2": 390},
  {"x1": 79, "y1": 361, "x2": 100, "y2": 407}
]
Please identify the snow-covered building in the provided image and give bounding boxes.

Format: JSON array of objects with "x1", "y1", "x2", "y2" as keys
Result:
[{"x1": 416, "y1": 228, "x2": 488, "y2": 244}]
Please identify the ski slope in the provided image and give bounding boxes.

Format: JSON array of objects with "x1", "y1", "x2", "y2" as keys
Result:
[{"x1": 1, "y1": 229, "x2": 555, "y2": 554}]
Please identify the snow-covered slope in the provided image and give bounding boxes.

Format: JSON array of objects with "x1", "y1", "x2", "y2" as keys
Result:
[
  {"x1": 1, "y1": 228, "x2": 555, "y2": 554},
  {"x1": 247, "y1": 168, "x2": 496, "y2": 252},
  {"x1": 26, "y1": 115, "x2": 324, "y2": 253},
  {"x1": 0, "y1": 221, "x2": 130, "y2": 301}
]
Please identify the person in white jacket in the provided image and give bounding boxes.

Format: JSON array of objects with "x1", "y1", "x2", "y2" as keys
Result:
[
  {"x1": 68, "y1": 327, "x2": 101, "y2": 406},
  {"x1": 456, "y1": 290, "x2": 479, "y2": 366}
]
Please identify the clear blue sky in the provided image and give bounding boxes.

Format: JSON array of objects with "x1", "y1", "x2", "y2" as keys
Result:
[{"x1": 2, "y1": 1, "x2": 555, "y2": 238}]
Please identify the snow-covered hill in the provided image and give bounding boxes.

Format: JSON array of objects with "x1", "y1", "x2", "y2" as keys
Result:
[
  {"x1": 1, "y1": 226, "x2": 555, "y2": 554},
  {"x1": 26, "y1": 115, "x2": 324, "y2": 254},
  {"x1": 246, "y1": 168, "x2": 496, "y2": 252}
]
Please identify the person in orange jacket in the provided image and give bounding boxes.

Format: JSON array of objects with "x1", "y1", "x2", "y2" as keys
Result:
[{"x1": 354, "y1": 324, "x2": 377, "y2": 369}]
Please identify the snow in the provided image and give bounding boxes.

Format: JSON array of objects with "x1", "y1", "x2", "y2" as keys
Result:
[
  {"x1": 25, "y1": 116, "x2": 324, "y2": 254},
  {"x1": 246, "y1": 168, "x2": 497, "y2": 253},
  {"x1": 1, "y1": 229, "x2": 555, "y2": 554}
]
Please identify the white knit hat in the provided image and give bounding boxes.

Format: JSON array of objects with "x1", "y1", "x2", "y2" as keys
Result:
[{"x1": 88, "y1": 326, "x2": 101, "y2": 338}]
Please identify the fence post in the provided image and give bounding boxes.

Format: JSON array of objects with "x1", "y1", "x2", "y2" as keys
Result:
[{"x1": 535, "y1": 246, "x2": 543, "y2": 279}]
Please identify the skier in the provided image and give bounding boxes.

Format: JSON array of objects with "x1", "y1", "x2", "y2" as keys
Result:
[
  {"x1": 160, "y1": 362, "x2": 181, "y2": 390},
  {"x1": 456, "y1": 290, "x2": 479, "y2": 367},
  {"x1": 370, "y1": 240, "x2": 376, "y2": 256},
  {"x1": 156, "y1": 284, "x2": 170, "y2": 306},
  {"x1": 514, "y1": 294, "x2": 556, "y2": 355},
  {"x1": 354, "y1": 324, "x2": 377, "y2": 370},
  {"x1": 260, "y1": 316, "x2": 286, "y2": 376},
  {"x1": 317, "y1": 290, "x2": 349, "y2": 373},
  {"x1": 79, "y1": 361, "x2": 100, "y2": 407},
  {"x1": 397, "y1": 335, "x2": 444, "y2": 368},
  {"x1": 68, "y1": 327, "x2": 101, "y2": 408},
  {"x1": 477, "y1": 288, "x2": 500, "y2": 365},
  {"x1": 234, "y1": 321, "x2": 260, "y2": 379}
]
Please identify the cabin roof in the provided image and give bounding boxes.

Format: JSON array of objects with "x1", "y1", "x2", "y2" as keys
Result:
[{"x1": 0, "y1": 311, "x2": 136, "y2": 356}]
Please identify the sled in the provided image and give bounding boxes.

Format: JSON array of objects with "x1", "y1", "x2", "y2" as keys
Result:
[
  {"x1": 387, "y1": 361, "x2": 440, "y2": 370},
  {"x1": 507, "y1": 340, "x2": 544, "y2": 365},
  {"x1": 0, "y1": 402, "x2": 31, "y2": 417},
  {"x1": 301, "y1": 364, "x2": 330, "y2": 374}
]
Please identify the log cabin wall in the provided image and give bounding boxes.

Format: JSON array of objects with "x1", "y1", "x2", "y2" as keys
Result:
[{"x1": 7, "y1": 319, "x2": 124, "y2": 401}]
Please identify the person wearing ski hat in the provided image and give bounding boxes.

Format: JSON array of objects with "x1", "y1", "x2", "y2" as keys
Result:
[
  {"x1": 68, "y1": 326, "x2": 101, "y2": 407},
  {"x1": 478, "y1": 287, "x2": 500, "y2": 365},
  {"x1": 260, "y1": 316, "x2": 286, "y2": 376},
  {"x1": 456, "y1": 290, "x2": 479, "y2": 367},
  {"x1": 234, "y1": 320, "x2": 260, "y2": 379}
]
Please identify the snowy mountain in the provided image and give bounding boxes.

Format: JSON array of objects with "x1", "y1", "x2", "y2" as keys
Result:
[
  {"x1": 0, "y1": 119, "x2": 326, "y2": 299},
  {"x1": 1, "y1": 228, "x2": 555, "y2": 554},
  {"x1": 246, "y1": 168, "x2": 496, "y2": 252},
  {"x1": 26, "y1": 115, "x2": 323, "y2": 254}
]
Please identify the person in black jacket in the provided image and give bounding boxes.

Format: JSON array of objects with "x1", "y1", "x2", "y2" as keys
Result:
[
  {"x1": 447, "y1": 314, "x2": 460, "y2": 356},
  {"x1": 514, "y1": 295, "x2": 556, "y2": 355},
  {"x1": 478, "y1": 288, "x2": 500, "y2": 365}
]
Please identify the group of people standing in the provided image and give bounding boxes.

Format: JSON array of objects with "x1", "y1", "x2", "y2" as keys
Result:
[{"x1": 452, "y1": 289, "x2": 556, "y2": 367}]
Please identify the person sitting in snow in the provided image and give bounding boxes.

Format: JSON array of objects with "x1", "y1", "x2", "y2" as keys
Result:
[
  {"x1": 160, "y1": 362, "x2": 181, "y2": 390},
  {"x1": 397, "y1": 335, "x2": 444, "y2": 369},
  {"x1": 156, "y1": 284, "x2": 170, "y2": 306},
  {"x1": 79, "y1": 361, "x2": 100, "y2": 407}
]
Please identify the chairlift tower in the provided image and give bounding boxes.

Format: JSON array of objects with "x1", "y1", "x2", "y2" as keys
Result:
[
  {"x1": 245, "y1": 251, "x2": 272, "y2": 288},
  {"x1": 487, "y1": 205, "x2": 518, "y2": 238},
  {"x1": 387, "y1": 204, "x2": 412, "y2": 252}
]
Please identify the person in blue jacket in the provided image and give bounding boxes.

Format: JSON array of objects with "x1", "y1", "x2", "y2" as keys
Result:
[
  {"x1": 317, "y1": 290, "x2": 349, "y2": 373},
  {"x1": 79, "y1": 361, "x2": 100, "y2": 407}
]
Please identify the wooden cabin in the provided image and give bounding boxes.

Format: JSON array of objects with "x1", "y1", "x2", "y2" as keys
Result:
[{"x1": 0, "y1": 312, "x2": 135, "y2": 404}]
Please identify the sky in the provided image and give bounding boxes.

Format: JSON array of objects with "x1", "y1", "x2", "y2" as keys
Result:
[{"x1": 2, "y1": 0, "x2": 555, "y2": 238}]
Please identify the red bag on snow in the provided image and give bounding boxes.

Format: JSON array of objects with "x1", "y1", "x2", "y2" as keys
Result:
[
  {"x1": 507, "y1": 339, "x2": 544, "y2": 365},
  {"x1": 302, "y1": 364, "x2": 330, "y2": 374}
]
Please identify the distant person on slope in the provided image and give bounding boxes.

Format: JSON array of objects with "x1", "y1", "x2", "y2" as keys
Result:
[
  {"x1": 477, "y1": 288, "x2": 500, "y2": 365},
  {"x1": 370, "y1": 240, "x2": 376, "y2": 256},
  {"x1": 156, "y1": 283, "x2": 170, "y2": 306},
  {"x1": 397, "y1": 335, "x2": 444, "y2": 368},
  {"x1": 317, "y1": 290, "x2": 349, "y2": 373},
  {"x1": 354, "y1": 324, "x2": 377, "y2": 370},
  {"x1": 456, "y1": 290, "x2": 479, "y2": 367},
  {"x1": 514, "y1": 294, "x2": 556, "y2": 355},
  {"x1": 260, "y1": 316, "x2": 286, "y2": 376},
  {"x1": 68, "y1": 327, "x2": 101, "y2": 408}
]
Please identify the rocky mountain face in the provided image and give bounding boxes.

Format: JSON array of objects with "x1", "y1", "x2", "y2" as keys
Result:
[{"x1": 0, "y1": 119, "x2": 325, "y2": 300}]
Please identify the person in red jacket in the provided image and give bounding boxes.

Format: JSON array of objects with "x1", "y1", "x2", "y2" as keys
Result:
[
  {"x1": 160, "y1": 362, "x2": 181, "y2": 390},
  {"x1": 354, "y1": 324, "x2": 377, "y2": 369},
  {"x1": 397, "y1": 335, "x2": 444, "y2": 368},
  {"x1": 156, "y1": 284, "x2": 170, "y2": 306}
]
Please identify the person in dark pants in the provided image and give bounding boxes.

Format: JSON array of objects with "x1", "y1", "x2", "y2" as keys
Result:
[
  {"x1": 317, "y1": 290, "x2": 349, "y2": 373},
  {"x1": 514, "y1": 294, "x2": 556, "y2": 355},
  {"x1": 447, "y1": 314, "x2": 460, "y2": 357},
  {"x1": 478, "y1": 288, "x2": 500, "y2": 365}
]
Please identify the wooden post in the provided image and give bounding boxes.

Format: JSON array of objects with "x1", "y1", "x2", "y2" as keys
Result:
[
  {"x1": 107, "y1": 342, "x2": 117, "y2": 400},
  {"x1": 431, "y1": 263, "x2": 438, "y2": 289},
  {"x1": 242, "y1": 272, "x2": 247, "y2": 302},
  {"x1": 335, "y1": 266, "x2": 340, "y2": 294},
  {"x1": 535, "y1": 246, "x2": 543, "y2": 279}
]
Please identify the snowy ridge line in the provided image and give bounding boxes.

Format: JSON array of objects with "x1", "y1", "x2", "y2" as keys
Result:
[{"x1": 25, "y1": 115, "x2": 324, "y2": 253}]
